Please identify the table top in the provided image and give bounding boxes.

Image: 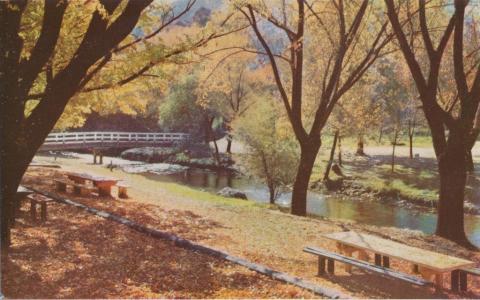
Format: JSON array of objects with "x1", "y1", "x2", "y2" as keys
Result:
[
  {"x1": 17, "y1": 185, "x2": 34, "y2": 194},
  {"x1": 323, "y1": 231, "x2": 475, "y2": 272},
  {"x1": 67, "y1": 172, "x2": 117, "y2": 183}
]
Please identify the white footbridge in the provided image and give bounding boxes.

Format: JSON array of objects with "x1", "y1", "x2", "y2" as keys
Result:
[{"x1": 40, "y1": 131, "x2": 189, "y2": 151}]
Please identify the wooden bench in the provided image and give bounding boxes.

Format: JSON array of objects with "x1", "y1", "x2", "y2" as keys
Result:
[
  {"x1": 304, "y1": 246, "x2": 432, "y2": 286},
  {"x1": 27, "y1": 194, "x2": 53, "y2": 222},
  {"x1": 73, "y1": 183, "x2": 97, "y2": 196},
  {"x1": 116, "y1": 182, "x2": 130, "y2": 199},
  {"x1": 452, "y1": 267, "x2": 480, "y2": 291}
]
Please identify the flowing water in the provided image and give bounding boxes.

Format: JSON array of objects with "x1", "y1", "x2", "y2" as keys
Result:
[{"x1": 143, "y1": 167, "x2": 480, "y2": 247}]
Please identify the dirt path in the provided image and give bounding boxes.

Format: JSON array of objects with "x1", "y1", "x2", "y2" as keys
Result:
[{"x1": 17, "y1": 158, "x2": 480, "y2": 299}]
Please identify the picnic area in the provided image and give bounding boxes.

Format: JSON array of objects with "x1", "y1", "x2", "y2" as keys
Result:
[
  {"x1": 2, "y1": 162, "x2": 478, "y2": 298},
  {"x1": 2, "y1": 0, "x2": 480, "y2": 298}
]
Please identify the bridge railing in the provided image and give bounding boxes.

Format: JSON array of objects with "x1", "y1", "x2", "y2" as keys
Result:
[{"x1": 43, "y1": 131, "x2": 189, "y2": 145}]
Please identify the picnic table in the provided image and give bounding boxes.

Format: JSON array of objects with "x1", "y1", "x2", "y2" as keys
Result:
[
  {"x1": 323, "y1": 231, "x2": 476, "y2": 290},
  {"x1": 66, "y1": 172, "x2": 118, "y2": 196}
]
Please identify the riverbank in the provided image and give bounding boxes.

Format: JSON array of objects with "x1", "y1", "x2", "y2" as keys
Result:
[
  {"x1": 14, "y1": 160, "x2": 480, "y2": 298},
  {"x1": 310, "y1": 151, "x2": 480, "y2": 215}
]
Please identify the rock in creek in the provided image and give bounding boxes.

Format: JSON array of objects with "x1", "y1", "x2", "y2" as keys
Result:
[{"x1": 217, "y1": 187, "x2": 248, "y2": 200}]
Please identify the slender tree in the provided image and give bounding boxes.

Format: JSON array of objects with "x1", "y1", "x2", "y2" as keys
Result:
[
  {"x1": 237, "y1": 0, "x2": 392, "y2": 215},
  {"x1": 385, "y1": 0, "x2": 480, "y2": 246}
]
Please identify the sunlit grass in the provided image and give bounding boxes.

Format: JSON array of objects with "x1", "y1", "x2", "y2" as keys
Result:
[
  {"x1": 157, "y1": 181, "x2": 269, "y2": 208},
  {"x1": 389, "y1": 179, "x2": 438, "y2": 202}
]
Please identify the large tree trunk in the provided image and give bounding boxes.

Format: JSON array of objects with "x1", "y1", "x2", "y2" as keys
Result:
[
  {"x1": 291, "y1": 139, "x2": 320, "y2": 216},
  {"x1": 466, "y1": 149, "x2": 474, "y2": 173},
  {"x1": 1, "y1": 139, "x2": 38, "y2": 251},
  {"x1": 436, "y1": 131, "x2": 470, "y2": 246}
]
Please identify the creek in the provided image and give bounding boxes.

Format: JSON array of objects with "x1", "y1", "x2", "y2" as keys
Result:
[{"x1": 142, "y1": 167, "x2": 480, "y2": 247}]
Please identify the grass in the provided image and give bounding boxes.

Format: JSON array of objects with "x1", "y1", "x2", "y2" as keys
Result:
[
  {"x1": 353, "y1": 173, "x2": 438, "y2": 203},
  {"x1": 311, "y1": 146, "x2": 440, "y2": 204},
  {"x1": 158, "y1": 181, "x2": 269, "y2": 209},
  {"x1": 388, "y1": 179, "x2": 438, "y2": 202}
]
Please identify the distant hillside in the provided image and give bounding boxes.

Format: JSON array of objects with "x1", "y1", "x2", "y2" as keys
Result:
[
  {"x1": 172, "y1": 0, "x2": 223, "y2": 20},
  {"x1": 176, "y1": 6, "x2": 212, "y2": 27}
]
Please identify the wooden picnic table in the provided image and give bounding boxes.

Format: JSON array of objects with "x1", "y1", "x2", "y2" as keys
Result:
[
  {"x1": 66, "y1": 172, "x2": 118, "y2": 196},
  {"x1": 323, "y1": 231, "x2": 476, "y2": 290}
]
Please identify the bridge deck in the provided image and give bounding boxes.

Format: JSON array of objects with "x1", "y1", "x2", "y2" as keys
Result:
[{"x1": 40, "y1": 131, "x2": 189, "y2": 151}]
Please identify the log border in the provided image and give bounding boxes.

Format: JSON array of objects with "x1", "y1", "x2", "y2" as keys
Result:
[{"x1": 27, "y1": 187, "x2": 349, "y2": 299}]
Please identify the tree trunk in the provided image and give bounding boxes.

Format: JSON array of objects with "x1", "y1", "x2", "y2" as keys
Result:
[
  {"x1": 391, "y1": 128, "x2": 398, "y2": 172},
  {"x1": 466, "y1": 149, "x2": 474, "y2": 173},
  {"x1": 226, "y1": 134, "x2": 233, "y2": 154},
  {"x1": 205, "y1": 115, "x2": 220, "y2": 165},
  {"x1": 260, "y1": 151, "x2": 275, "y2": 204},
  {"x1": 409, "y1": 133, "x2": 414, "y2": 159},
  {"x1": 1, "y1": 144, "x2": 36, "y2": 252},
  {"x1": 378, "y1": 125, "x2": 384, "y2": 143},
  {"x1": 408, "y1": 119, "x2": 415, "y2": 159},
  {"x1": 212, "y1": 138, "x2": 220, "y2": 165},
  {"x1": 436, "y1": 132, "x2": 471, "y2": 247},
  {"x1": 337, "y1": 133, "x2": 342, "y2": 166},
  {"x1": 268, "y1": 185, "x2": 276, "y2": 204},
  {"x1": 356, "y1": 135, "x2": 365, "y2": 156},
  {"x1": 324, "y1": 130, "x2": 339, "y2": 181},
  {"x1": 291, "y1": 139, "x2": 321, "y2": 216}
]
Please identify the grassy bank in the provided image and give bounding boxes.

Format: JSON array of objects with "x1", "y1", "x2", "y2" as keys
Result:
[{"x1": 310, "y1": 148, "x2": 440, "y2": 206}]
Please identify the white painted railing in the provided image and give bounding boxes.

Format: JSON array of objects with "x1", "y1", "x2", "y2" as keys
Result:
[{"x1": 43, "y1": 131, "x2": 189, "y2": 145}]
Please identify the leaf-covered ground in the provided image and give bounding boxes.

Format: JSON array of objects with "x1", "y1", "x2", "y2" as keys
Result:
[
  {"x1": 2, "y1": 196, "x2": 316, "y2": 298},
  {"x1": 8, "y1": 162, "x2": 480, "y2": 298}
]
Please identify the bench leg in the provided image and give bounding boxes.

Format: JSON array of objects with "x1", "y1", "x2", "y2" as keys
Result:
[
  {"x1": 435, "y1": 273, "x2": 443, "y2": 289},
  {"x1": 98, "y1": 186, "x2": 112, "y2": 197},
  {"x1": 382, "y1": 256, "x2": 390, "y2": 268},
  {"x1": 73, "y1": 186, "x2": 81, "y2": 195},
  {"x1": 56, "y1": 182, "x2": 66, "y2": 192},
  {"x1": 358, "y1": 250, "x2": 368, "y2": 261},
  {"x1": 118, "y1": 187, "x2": 128, "y2": 198},
  {"x1": 412, "y1": 264, "x2": 419, "y2": 274},
  {"x1": 318, "y1": 257, "x2": 326, "y2": 275},
  {"x1": 420, "y1": 267, "x2": 443, "y2": 290},
  {"x1": 459, "y1": 271, "x2": 467, "y2": 291},
  {"x1": 451, "y1": 270, "x2": 459, "y2": 292},
  {"x1": 327, "y1": 259, "x2": 335, "y2": 274},
  {"x1": 30, "y1": 200, "x2": 37, "y2": 221},
  {"x1": 374, "y1": 253, "x2": 382, "y2": 266},
  {"x1": 41, "y1": 202, "x2": 47, "y2": 222},
  {"x1": 80, "y1": 187, "x2": 91, "y2": 196}
]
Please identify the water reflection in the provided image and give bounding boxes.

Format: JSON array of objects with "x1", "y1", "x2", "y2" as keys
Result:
[{"x1": 144, "y1": 168, "x2": 480, "y2": 247}]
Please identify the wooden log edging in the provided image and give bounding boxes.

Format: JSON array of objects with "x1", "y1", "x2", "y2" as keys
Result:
[{"x1": 28, "y1": 188, "x2": 350, "y2": 299}]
